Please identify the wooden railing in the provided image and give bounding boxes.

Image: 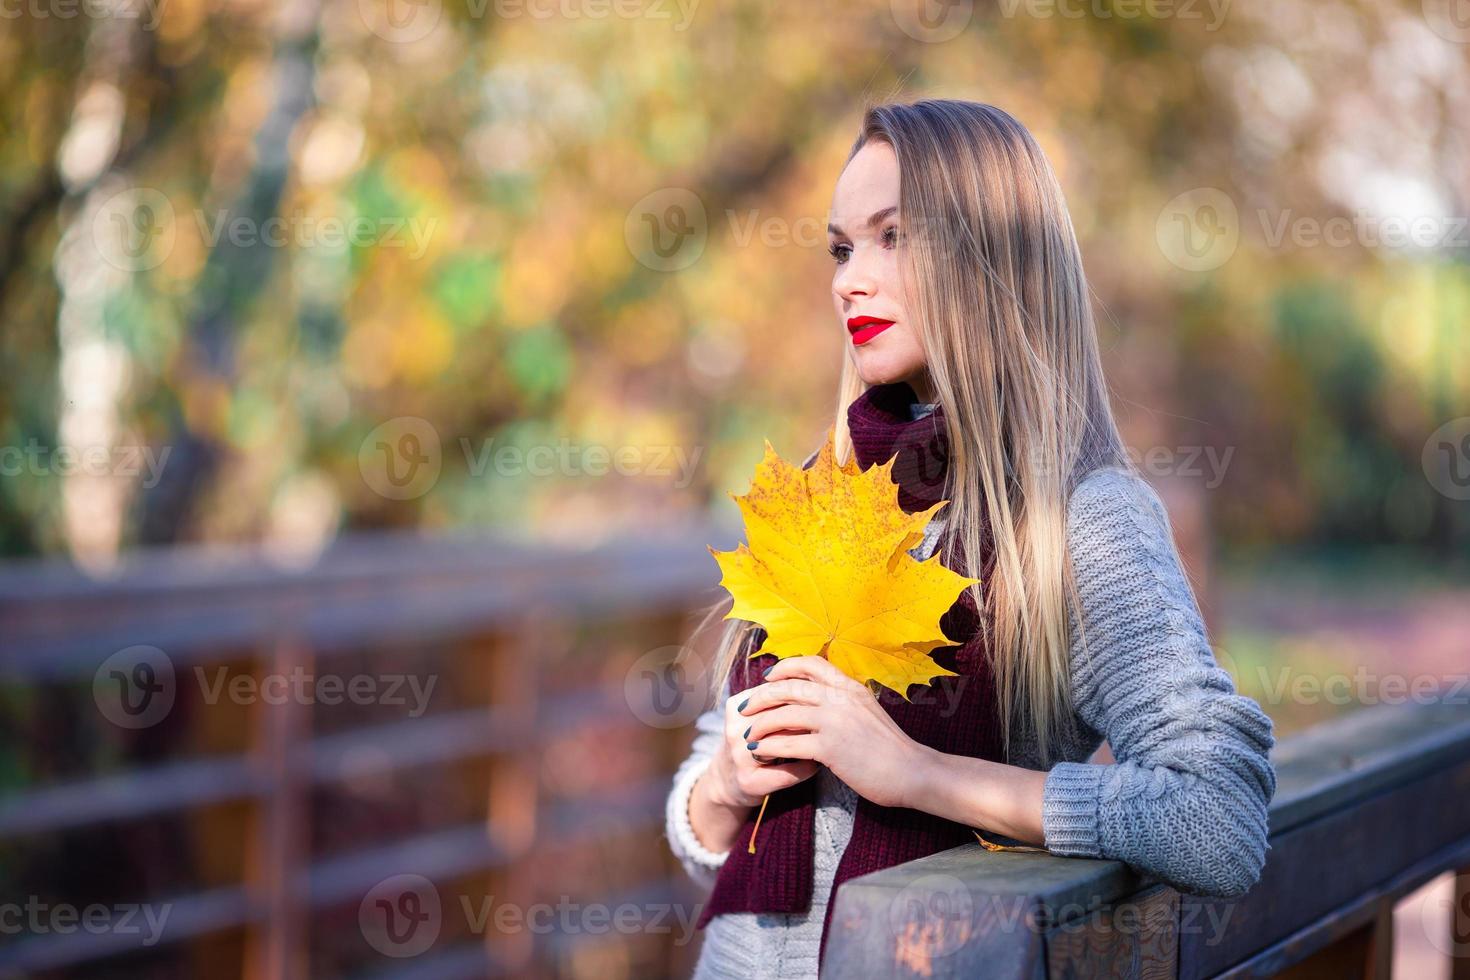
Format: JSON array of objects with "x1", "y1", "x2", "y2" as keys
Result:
[
  {"x1": 823, "y1": 697, "x2": 1470, "y2": 979},
  {"x1": 0, "y1": 524, "x2": 741, "y2": 979},
  {"x1": 7, "y1": 529, "x2": 1466, "y2": 979}
]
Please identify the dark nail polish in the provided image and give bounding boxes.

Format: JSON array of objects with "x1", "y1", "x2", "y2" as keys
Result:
[
  {"x1": 738, "y1": 697, "x2": 749, "y2": 712},
  {"x1": 746, "y1": 741, "x2": 759, "y2": 751},
  {"x1": 762, "y1": 665, "x2": 774, "y2": 678},
  {"x1": 743, "y1": 726, "x2": 751, "y2": 739}
]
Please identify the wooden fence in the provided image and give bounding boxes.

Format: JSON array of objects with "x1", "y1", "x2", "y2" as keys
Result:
[
  {"x1": 5, "y1": 527, "x2": 1466, "y2": 978},
  {"x1": 823, "y1": 696, "x2": 1470, "y2": 978},
  {"x1": 0, "y1": 525, "x2": 740, "y2": 979}
]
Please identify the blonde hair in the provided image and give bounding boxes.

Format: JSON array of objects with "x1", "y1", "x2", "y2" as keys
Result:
[{"x1": 692, "y1": 99, "x2": 1135, "y2": 765}]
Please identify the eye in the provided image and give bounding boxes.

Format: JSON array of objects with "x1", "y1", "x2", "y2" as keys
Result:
[
  {"x1": 882, "y1": 225, "x2": 900, "y2": 247},
  {"x1": 828, "y1": 241, "x2": 851, "y2": 264}
]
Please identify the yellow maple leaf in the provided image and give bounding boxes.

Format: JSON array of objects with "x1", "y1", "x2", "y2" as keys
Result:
[{"x1": 708, "y1": 425, "x2": 979, "y2": 699}]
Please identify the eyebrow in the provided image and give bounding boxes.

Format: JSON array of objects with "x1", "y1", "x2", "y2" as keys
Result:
[{"x1": 828, "y1": 205, "x2": 898, "y2": 237}]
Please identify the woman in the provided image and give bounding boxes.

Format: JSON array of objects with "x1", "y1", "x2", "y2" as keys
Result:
[{"x1": 664, "y1": 99, "x2": 1277, "y2": 979}]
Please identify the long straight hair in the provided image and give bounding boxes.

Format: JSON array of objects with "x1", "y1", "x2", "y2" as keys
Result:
[{"x1": 691, "y1": 99, "x2": 1135, "y2": 765}]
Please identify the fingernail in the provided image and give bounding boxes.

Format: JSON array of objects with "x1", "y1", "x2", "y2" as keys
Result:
[
  {"x1": 738, "y1": 697, "x2": 749, "y2": 712},
  {"x1": 762, "y1": 665, "x2": 774, "y2": 678},
  {"x1": 743, "y1": 726, "x2": 751, "y2": 739},
  {"x1": 746, "y1": 741, "x2": 759, "y2": 751}
]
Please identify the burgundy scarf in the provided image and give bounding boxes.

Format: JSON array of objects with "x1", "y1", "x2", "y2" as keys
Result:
[{"x1": 694, "y1": 381, "x2": 1006, "y2": 969}]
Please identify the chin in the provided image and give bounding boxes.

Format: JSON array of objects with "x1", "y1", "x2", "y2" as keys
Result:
[{"x1": 853, "y1": 355, "x2": 920, "y2": 388}]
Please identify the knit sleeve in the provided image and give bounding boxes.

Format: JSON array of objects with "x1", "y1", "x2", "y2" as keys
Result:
[
  {"x1": 1041, "y1": 467, "x2": 1278, "y2": 898},
  {"x1": 663, "y1": 678, "x2": 733, "y2": 890}
]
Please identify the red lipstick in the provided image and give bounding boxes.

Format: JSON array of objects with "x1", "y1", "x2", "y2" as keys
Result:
[{"x1": 847, "y1": 315, "x2": 894, "y2": 346}]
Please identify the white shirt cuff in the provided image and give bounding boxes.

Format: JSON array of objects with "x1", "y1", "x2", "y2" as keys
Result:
[{"x1": 666, "y1": 755, "x2": 732, "y2": 873}]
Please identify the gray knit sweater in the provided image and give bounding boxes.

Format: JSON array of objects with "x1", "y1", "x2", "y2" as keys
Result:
[{"x1": 664, "y1": 435, "x2": 1278, "y2": 979}]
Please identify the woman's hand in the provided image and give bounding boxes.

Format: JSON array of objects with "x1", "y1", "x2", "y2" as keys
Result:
[
  {"x1": 703, "y1": 688, "x2": 821, "y2": 809},
  {"x1": 738, "y1": 655, "x2": 932, "y2": 809}
]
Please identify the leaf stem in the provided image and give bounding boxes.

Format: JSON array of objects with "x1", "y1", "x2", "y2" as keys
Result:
[{"x1": 746, "y1": 793, "x2": 772, "y2": 854}]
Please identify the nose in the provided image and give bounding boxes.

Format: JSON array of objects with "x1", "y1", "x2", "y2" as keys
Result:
[{"x1": 833, "y1": 249, "x2": 875, "y2": 306}]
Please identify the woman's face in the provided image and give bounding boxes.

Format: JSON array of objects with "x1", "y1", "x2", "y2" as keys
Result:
[{"x1": 828, "y1": 140, "x2": 932, "y2": 401}]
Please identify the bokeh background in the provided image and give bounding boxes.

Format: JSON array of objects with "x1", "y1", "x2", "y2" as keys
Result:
[{"x1": 1, "y1": 0, "x2": 1468, "y2": 976}]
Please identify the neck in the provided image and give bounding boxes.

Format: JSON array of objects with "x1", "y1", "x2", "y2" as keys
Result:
[
  {"x1": 903, "y1": 372, "x2": 936, "y2": 405},
  {"x1": 846, "y1": 380, "x2": 950, "y2": 514}
]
